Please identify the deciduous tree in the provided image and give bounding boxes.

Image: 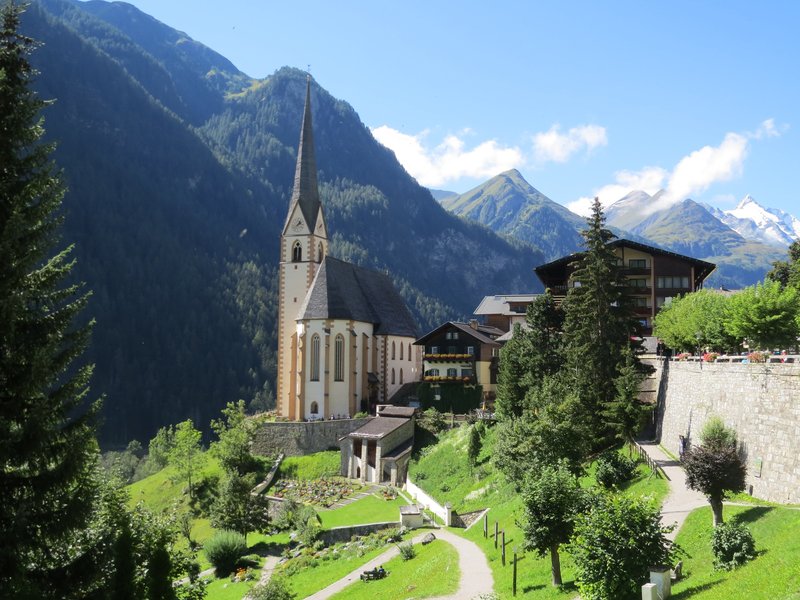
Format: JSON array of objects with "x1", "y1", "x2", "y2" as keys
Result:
[
  {"x1": 210, "y1": 400, "x2": 256, "y2": 475},
  {"x1": 168, "y1": 420, "x2": 204, "y2": 499},
  {"x1": 683, "y1": 418, "x2": 746, "y2": 526},
  {"x1": 519, "y1": 462, "x2": 586, "y2": 586},
  {"x1": 653, "y1": 289, "x2": 735, "y2": 353},
  {"x1": 724, "y1": 280, "x2": 799, "y2": 351}
]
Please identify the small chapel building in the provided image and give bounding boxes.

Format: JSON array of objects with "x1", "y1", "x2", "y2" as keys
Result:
[{"x1": 276, "y1": 77, "x2": 420, "y2": 421}]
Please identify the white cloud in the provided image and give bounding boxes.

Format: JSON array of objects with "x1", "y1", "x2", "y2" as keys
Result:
[
  {"x1": 533, "y1": 124, "x2": 608, "y2": 163},
  {"x1": 751, "y1": 118, "x2": 785, "y2": 140},
  {"x1": 567, "y1": 166, "x2": 667, "y2": 216},
  {"x1": 658, "y1": 132, "x2": 748, "y2": 209},
  {"x1": 570, "y1": 119, "x2": 784, "y2": 216},
  {"x1": 371, "y1": 126, "x2": 523, "y2": 187}
]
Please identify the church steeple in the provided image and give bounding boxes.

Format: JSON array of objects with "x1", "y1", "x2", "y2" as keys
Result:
[{"x1": 283, "y1": 75, "x2": 322, "y2": 235}]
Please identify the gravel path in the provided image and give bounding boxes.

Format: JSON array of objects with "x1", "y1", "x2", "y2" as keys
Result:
[
  {"x1": 637, "y1": 441, "x2": 707, "y2": 540},
  {"x1": 304, "y1": 529, "x2": 493, "y2": 600}
]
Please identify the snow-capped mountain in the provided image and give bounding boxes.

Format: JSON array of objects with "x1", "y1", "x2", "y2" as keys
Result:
[{"x1": 706, "y1": 196, "x2": 800, "y2": 248}]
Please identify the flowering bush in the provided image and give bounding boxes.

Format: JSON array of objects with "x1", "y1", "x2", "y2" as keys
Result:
[
  {"x1": 747, "y1": 351, "x2": 768, "y2": 363},
  {"x1": 703, "y1": 352, "x2": 719, "y2": 362},
  {"x1": 676, "y1": 352, "x2": 691, "y2": 361}
]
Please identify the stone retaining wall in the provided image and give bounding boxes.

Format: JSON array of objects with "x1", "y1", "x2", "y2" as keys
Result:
[
  {"x1": 251, "y1": 418, "x2": 370, "y2": 457},
  {"x1": 318, "y1": 521, "x2": 399, "y2": 545},
  {"x1": 656, "y1": 359, "x2": 800, "y2": 503}
]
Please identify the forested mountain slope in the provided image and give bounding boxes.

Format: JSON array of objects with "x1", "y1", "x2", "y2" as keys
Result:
[{"x1": 22, "y1": 0, "x2": 543, "y2": 445}]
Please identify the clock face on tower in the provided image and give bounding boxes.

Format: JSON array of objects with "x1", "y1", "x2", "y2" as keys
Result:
[{"x1": 292, "y1": 218, "x2": 304, "y2": 232}]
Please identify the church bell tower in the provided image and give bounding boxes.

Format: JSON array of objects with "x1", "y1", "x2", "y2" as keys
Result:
[{"x1": 276, "y1": 76, "x2": 328, "y2": 419}]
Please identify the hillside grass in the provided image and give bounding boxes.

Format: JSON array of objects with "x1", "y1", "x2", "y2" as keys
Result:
[
  {"x1": 328, "y1": 539, "x2": 460, "y2": 600},
  {"x1": 276, "y1": 450, "x2": 341, "y2": 480},
  {"x1": 671, "y1": 505, "x2": 800, "y2": 600},
  {"x1": 408, "y1": 423, "x2": 670, "y2": 599},
  {"x1": 127, "y1": 454, "x2": 223, "y2": 516}
]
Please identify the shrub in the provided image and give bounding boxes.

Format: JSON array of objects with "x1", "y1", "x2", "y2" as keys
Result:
[
  {"x1": 204, "y1": 529, "x2": 247, "y2": 576},
  {"x1": 712, "y1": 520, "x2": 756, "y2": 570},
  {"x1": 568, "y1": 494, "x2": 678, "y2": 600},
  {"x1": 397, "y1": 541, "x2": 416, "y2": 560},
  {"x1": 250, "y1": 575, "x2": 295, "y2": 600},
  {"x1": 423, "y1": 408, "x2": 446, "y2": 433},
  {"x1": 595, "y1": 451, "x2": 637, "y2": 488}
]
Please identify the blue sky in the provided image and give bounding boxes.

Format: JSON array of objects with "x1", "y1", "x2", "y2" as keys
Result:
[{"x1": 107, "y1": 1, "x2": 799, "y2": 216}]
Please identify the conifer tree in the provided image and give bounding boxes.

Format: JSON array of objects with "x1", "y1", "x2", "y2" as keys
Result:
[
  {"x1": 0, "y1": 3, "x2": 100, "y2": 595},
  {"x1": 561, "y1": 198, "x2": 638, "y2": 449}
]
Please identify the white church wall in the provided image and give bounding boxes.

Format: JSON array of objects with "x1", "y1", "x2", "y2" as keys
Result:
[{"x1": 384, "y1": 334, "x2": 419, "y2": 399}]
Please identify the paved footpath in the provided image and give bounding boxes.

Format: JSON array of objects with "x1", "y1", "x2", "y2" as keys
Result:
[
  {"x1": 305, "y1": 528, "x2": 493, "y2": 600},
  {"x1": 638, "y1": 441, "x2": 707, "y2": 540}
]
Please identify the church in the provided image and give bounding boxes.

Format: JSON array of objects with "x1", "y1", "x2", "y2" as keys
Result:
[{"x1": 276, "y1": 77, "x2": 420, "y2": 421}]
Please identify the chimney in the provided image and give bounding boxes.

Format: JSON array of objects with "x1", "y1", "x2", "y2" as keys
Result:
[{"x1": 469, "y1": 319, "x2": 478, "y2": 330}]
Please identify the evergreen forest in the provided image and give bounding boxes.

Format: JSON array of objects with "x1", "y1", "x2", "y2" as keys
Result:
[{"x1": 19, "y1": 0, "x2": 544, "y2": 446}]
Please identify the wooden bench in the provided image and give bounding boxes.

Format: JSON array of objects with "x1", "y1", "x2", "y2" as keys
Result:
[{"x1": 361, "y1": 568, "x2": 387, "y2": 582}]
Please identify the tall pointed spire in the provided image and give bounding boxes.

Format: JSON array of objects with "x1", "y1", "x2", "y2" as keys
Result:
[{"x1": 283, "y1": 75, "x2": 321, "y2": 233}]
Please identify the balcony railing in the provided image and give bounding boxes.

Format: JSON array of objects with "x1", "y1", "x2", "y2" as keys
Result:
[
  {"x1": 424, "y1": 353, "x2": 474, "y2": 361},
  {"x1": 424, "y1": 375, "x2": 476, "y2": 383}
]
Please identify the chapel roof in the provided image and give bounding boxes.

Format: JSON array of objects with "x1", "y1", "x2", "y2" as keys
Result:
[
  {"x1": 299, "y1": 256, "x2": 418, "y2": 337},
  {"x1": 349, "y1": 415, "x2": 409, "y2": 439}
]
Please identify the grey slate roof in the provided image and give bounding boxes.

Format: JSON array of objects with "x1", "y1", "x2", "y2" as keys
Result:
[
  {"x1": 474, "y1": 294, "x2": 541, "y2": 316},
  {"x1": 378, "y1": 406, "x2": 417, "y2": 418},
  {"x1": 349, "y1": 416, "x2": 409, "y2": 439},
  {"x1": 414, "y1": 321, "x2": 501, "y2": 347},
  {"x1": 299, "y1": 256, "x2": 418, "y2": 337},
  {"x1": 283, "y1": 76, "x2": 322, "y2": 235}
]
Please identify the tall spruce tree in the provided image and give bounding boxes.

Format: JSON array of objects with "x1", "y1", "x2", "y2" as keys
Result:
[
  {"x1": 0, "y1": 3, "x2": 100, "y2": 596},
  {"x1": 495, "y1": 290, "x2": 563, "y2": 420},
  {"x1": 561, "y1": 198, "x2": 638, "y2": 449}
]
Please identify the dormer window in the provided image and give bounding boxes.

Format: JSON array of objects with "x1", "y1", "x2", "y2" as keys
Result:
[{"x1": 292, "y1": 241, "x2": 302, "y2": 262}]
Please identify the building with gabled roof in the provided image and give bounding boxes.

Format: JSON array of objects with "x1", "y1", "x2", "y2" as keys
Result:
[
  {"x1": 276, "y1": 77, "x2": 420, "y2": 420},
  {"x1": 339, "y1": 406, "x2": 415, "y2": 484},
  {"x1": 413, "y1": 320, "x2": 503, "y2": 409},
  {"x1": 534, "y1": 238, "x2": 716, "y2": 335},
  {"x1": 473, "y1": 293, "x2": 540, "y2": 333}
]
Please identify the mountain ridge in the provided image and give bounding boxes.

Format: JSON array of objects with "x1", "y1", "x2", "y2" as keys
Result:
[{"x1": 23, "y1": 0, "x2": 543, "y2": 444}]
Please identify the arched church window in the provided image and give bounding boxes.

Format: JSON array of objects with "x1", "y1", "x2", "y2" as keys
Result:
[
  {"x1": 392, "y1": 341, "x2": 396, "y2": 360},
  {"x1": 334, "y1": 334, "x2": 345, "y2": 381},
  {"x1": 400, "y1": 369, "x2": 404, "y2": 384},
  {"x1": 310, "y1": 401, "x2": 319, "y2": 415},
  {"x1": 408, "y1": 343, "x2": 411, "y2": 361},
  {"x1": 310, "y1": 334, "x2": 320, "y2": 381},
  {"x1": 292, "y1": 241, "x2": 302, "y2": 262},
  {"x1": 391, "y1": 368, "x2": 395, "y2": 384},
  {"x1": 400, "y1": 343, "x2": 404, "y2": 360},
  {"x1": 318, "y1": 242, "x2": 324, "y2": 263}
]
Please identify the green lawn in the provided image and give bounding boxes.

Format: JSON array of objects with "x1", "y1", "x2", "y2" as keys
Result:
[
  {"x1": 319, "y1": 494, "x2": 406, "y2": 529},
  {"x1": 671, "y1": 505, "x2": 800, "y2": 599},
  {"x1": 282, "y1": 534, "x2": 410, "y2": 599},
  {"x1": 408, "y1": 424, "x2": 673, "y2": 599},
  {"x1": 329, "y1": 539, "x2": 460, "y2": 600},
  {"x1": 204, "y1": 571, "x2": 259, "y2": 600}
]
